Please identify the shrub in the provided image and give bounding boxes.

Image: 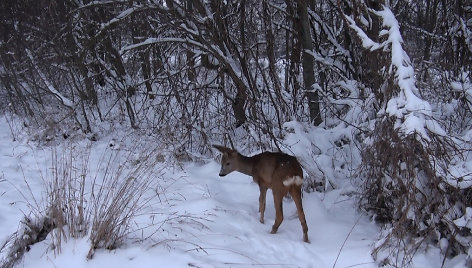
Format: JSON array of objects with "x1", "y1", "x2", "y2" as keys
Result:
[{"x1": 361, "y1": 118, "x2": 472, "y2": 266}]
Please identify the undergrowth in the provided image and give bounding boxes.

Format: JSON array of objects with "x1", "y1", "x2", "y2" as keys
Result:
[
  {"x1": 361, "y1": 117, "x2": 472, "y2": 266},
  {"x1": 0, "y1": 145, "x2": 161, "y2": 266}
]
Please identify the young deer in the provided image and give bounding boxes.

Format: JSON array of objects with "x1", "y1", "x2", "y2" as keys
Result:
[{"x1": 213, "y1": 145, "x2": 309, "y2": 243}]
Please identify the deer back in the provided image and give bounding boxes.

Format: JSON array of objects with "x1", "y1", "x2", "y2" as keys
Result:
[{"x1": 252, "y1": 152, "x2": 303, "y2": 188}]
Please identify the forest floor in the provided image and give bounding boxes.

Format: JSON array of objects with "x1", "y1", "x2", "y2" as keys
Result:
[{"x1": 0, "y1": 116, "x2": 465, "y2": 268}]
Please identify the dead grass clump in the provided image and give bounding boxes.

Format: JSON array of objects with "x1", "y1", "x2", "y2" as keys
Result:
[
  {"x1": 87, "y1": 151, "x2": 156, "y2": 259},
  {"x1": 1, "y1": 146, "x2": 160, "y2": 265}
]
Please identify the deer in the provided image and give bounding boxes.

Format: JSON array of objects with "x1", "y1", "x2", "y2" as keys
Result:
[{"x1": 213, "y1": 145, "x2": 309, "y2": 243}]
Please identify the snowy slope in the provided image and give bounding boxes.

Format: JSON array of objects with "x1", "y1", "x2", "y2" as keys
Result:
[{"x1": 0, "y1": 116, "x2": 464, "y2": 267}]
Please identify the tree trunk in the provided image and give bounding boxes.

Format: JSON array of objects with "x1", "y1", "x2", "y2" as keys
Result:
[{"x1": 296, "y1": 0, "x2": 322, "y2": 125}]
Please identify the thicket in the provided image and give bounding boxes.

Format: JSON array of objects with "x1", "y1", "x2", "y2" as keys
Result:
[{"x1": 1, "y1": 0, "x2": 471, "y2": 266}]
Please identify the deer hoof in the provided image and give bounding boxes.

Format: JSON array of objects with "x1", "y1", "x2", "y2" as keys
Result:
[
  {"x1": 303, "y1": 234, "x2": 310, "y2": 243},
  {"x1": 270, "y1": 227, "x2": 278, "y2": 234}
]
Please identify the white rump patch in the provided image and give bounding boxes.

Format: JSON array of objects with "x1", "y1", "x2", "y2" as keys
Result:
[{"x1": 283, "y1": 176, "x2": 303, "y2": 186}]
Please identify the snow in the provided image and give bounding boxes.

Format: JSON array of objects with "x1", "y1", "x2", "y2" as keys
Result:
[
  {"x1": 452, "y1": 71, "x2": 472, "y2": 112},
  {"x1": 454, "y1": 207, "x2": 472, "y2": 229},
  {"x1": 375, "y1": 7, "x2": 436, "y2": 141},
  {"x1": 0, "y1": 116, "x2": 375, "y2": 268},
  {"x1": 0, "y1": 115, "x2": 467, "y2": 268},
  {"x1": 446, "y1": 161, "x2": 472, "y2": 189}
]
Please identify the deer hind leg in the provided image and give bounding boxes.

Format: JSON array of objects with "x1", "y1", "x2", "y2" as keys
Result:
[
  {"x1": 259, "y1": 186, "x2": 267, "y2": 224},
  {"x1": 290, "y1": 186, "x2": 309, "y2": 243},
  {"x1": 270, "y1": 191, "x2": 284, "y2": 234}
]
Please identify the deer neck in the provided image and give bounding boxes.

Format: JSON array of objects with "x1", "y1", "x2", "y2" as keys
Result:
[{"x1": 237, "y1": 154, "x2": 255, "y2": 176}]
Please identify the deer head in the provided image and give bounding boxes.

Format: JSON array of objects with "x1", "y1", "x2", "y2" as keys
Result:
[{"x1": 213, "y1": 145, "x2": 240, "y2": 176}]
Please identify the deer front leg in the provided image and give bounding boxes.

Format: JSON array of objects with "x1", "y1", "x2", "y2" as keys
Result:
[{"x1": 258, "y1": 185, "x2": 267, "y2": 224}]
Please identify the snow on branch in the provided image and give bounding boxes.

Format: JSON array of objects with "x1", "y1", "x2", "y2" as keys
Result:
[
  {"x1": 120, "y1": 36, "x2": 246, "y2": 88},
  {"x1": 344, "y1": 15, "x2": 382, "y2": 51},
  {"x1": 347, "y1": 7, "x2": 445, "y2": 141},
  {"x1": 375, "y1": 7, "x2": 445, "y2": 141},
  {"x1": 26, "y1": 49, "x2": 74, "y2": 108},
  {"x1": 121, "y1": 37, "x2": 181, "y2": 54},
  {"x1": 99, "y1": 6, "x2": 142, "y2": 32}
]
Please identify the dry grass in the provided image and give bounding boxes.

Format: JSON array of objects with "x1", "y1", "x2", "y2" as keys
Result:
[
  {"x1": 86, "y1": 149, "x2": 157, "y2": 258},
  {"x1": 1, "y1": 145, "x2": 161, "y2": 266}
]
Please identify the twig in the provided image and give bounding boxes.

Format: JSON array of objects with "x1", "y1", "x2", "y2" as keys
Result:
[{"x1": 333, "y1": 215, "x2": 362, "y2": 268}]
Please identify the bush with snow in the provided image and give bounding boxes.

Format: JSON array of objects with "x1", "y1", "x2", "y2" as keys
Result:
[{"x1": 346, "y1": 6, "x2": 472, "y2": 266}]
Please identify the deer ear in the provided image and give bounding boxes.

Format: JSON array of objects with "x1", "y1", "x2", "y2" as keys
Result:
[
  {"x1": 213, "y1": 144, "x2": 230, "y2": 153},
  {"x1": 213, "y1": 144, "x2": 237, "y2": 155}
]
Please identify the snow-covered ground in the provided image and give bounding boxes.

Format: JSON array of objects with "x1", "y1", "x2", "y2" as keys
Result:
[{"x1": 0, "y1": 116, "x2": 465, "y2": 268}]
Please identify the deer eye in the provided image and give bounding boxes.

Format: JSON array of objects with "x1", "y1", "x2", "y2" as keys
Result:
[{"x1": 226, "y1": 162, "x2": 230, "y2": 166}]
